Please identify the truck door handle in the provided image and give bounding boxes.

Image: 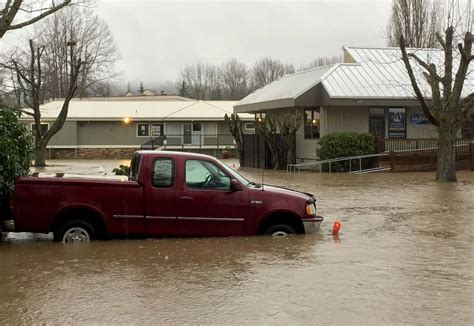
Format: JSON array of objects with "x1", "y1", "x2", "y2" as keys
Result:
[{"x1": 180, "y1": 196, "x2": 193, "y2": 201}]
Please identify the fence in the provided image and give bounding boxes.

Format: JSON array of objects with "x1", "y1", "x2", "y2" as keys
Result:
[
  {"x1": 141, "y1": 133, "x2": 236, "y2": 150},
  {"x1": 375, "y1": 138, "x2": 472, "y2": 152},
  {"x1": 377, "y1": 142, "x2": 474, "y2": 172}
]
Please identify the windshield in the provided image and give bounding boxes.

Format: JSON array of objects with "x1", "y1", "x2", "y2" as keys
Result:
[{"x1": 220, "y1": 162, "x2": 253, "y2": 186}]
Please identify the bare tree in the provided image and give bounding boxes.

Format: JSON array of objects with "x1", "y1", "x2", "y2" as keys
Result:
[
  {"x1": 399, "y1": 1, "x2": 473, "y2": 182},
  {"x1": 38, "y1": 6, "x2": 119, "y2": 99},
  {"x1": 224, "y1": 113, "x2": 245, "y2": 166},
  {"x1": 298, "y1": 56, "x2": 341, "y2": 71},
  {"x1": 220, "y1": 58, "x2": 249, "y2": 100},
  {"x1": 179, "y1": 61, "x2": 220, "y2": 100},
  {"x1": 0, "y1": 0, "x2": 72, "y2": 39},
  {"x1": 276, "y1": 111, "x2": 302, "y2": 166},
  {"x1": 250, "y1": 57, "x2": 294, "y2": 91},
  {"x1": 387, "y1": 0, "x2": 443, "y2": 48},
  {"x1": 8, "y1": 39, "x2": 82, "y2": 166}
]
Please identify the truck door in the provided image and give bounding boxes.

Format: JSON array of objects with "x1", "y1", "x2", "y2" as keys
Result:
[
  {"x1": 176, "y1": 159, "x2": 249, "y2": 237},
  {"x1": 144, "y1": 157, "x2": 180, "y2": 237}
]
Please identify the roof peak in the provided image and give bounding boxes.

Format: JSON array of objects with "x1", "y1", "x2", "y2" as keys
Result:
[{"x1": 343, "y1": 45, "x2": 442, "y2": 52}]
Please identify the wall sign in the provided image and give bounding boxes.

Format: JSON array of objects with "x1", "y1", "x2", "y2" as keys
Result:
[
  {"x1": 409, "y1": 112, "x2": 430, "y2": 125},
  {"x1": 388, "y1": 107, "x2": 406, "y2": 138}
]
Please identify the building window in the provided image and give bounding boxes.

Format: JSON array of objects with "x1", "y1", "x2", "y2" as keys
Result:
[
  {"x1": 304, "y1": 108, "x2": 320, "y2": 139},
  {"x1": 245, "y1": 122, "x2": 255, "y2": 130},
  {"x1": 192, "y1": 122, "x2": 201, "y2": 132},
  {"x1": 461, "y1": 119, "x2": 474, "y2": 138},
  {"x1": 202, "y1": 123, "x2": 217, "y2": 136},
  {"x1": 165, "y1": 123, "x2": 182, "y2": 135},
  {"x1": 31, "y1": 123, "x2": 49, "y2": 134},
  {"x1": 137, "y1": 123, "x2": 150, "y2": 137},
  {"x1": 151, "y1": 124, "x2": 163, "y2": 137}
]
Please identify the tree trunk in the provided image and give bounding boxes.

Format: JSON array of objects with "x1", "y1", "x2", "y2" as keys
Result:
[
  {"x1": 436, "y1": 128, "x2": 457, "y2": 182},
  {"x1": 34, "y1": 140, "x2": 48, "y2": 167}
]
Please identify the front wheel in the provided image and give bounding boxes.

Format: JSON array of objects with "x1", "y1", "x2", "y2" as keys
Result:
[
  {"x1": 264, "y1": 224, "x2": 296, "y2": 237},
  {"x1": 54, "y1": 220, "x2": 96, "y2": 243}
]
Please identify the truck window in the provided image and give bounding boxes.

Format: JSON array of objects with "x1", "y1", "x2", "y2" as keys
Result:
[
  {"x1": 185, "y1": 160, "x2": 230, "y2": 190},
  {"x1": 129, "y1": 154, "x2": 141, "y2": 181},
  {"x1": 152, "y1": 159, "x2": 174, "y2": 188}
]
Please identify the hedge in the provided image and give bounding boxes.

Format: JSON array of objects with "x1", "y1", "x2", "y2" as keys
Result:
[
  {"x1": 0, "y1": 107, "x2": 33, "y2": 193},
  {"x1": 316, "y1": 132, "x2": 375, "y2": 172}
]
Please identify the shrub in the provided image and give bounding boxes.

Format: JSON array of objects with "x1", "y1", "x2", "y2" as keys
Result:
[
  {"x1": 113, "y1": 165, "x2": 130, "y2": 176},
  {"x1": 0, "y1": 107, "x2": 33, "y2": 194},
  {"x1": 317, "y1": 132, "x2": 375, "y2": 172}
]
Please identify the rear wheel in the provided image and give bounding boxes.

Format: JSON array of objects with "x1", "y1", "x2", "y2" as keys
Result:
[
  {"x1": 264, "y1": 224, "x2": 296, "y2": 237},
  {"x1": 54, "y1": 220, "x2": 96, "y2": 243}
]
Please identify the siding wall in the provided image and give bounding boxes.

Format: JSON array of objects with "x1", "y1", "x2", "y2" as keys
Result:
[
  {"x1": 296, "y1": 106, "x2": 439, "y2": 160},
  {"x1": 29, "y1": 120, "x2": 242, "y2": 147},
  {"x1": 29, "y1": 121, "x2": 77, "y2": 146}
]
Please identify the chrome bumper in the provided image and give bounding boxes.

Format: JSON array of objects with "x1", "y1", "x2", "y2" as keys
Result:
[{"x1": 302, "y1": 215, "x2": 323, "y2": 234}]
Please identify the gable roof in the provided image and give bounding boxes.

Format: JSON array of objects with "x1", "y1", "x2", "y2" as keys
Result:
[
  {"x1": 29, "y1": 100, "x2": 253, "y2": 121},
  {"x1": 323, "y1": 46, "x2": 474, "y2": 99},
  {"x1": 234, "y1": 66, "x2": 333, "y2": 111}
]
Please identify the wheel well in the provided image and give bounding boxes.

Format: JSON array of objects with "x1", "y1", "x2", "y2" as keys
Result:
[
  {"x1": 257, "y1": 212, "x2": 304, "y2": 235},
  {"x1": 51, "y1": 208, "x2": 105, "y2": 236}
]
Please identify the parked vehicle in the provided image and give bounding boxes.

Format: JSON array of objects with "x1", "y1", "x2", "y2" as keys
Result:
[{"x1": 1, "y1": 151, "x2": 323, "y2": 243}]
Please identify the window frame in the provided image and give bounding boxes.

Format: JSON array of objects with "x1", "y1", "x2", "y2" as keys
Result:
[
  {"x1": 137, "y1": 123, "x2": 150, "y2": 137},
  {"x1": 151, "y1": 157, "x2": 175, "y2": 188},
  {"x1": 151, "y1": 123, "x2": 164, "y2": 137},
  {"x1": 184, "y1": 159, "x2": 231, "y2": 191},
  {"x1": 304, "y1": 108, "x2": 320, "y2": 139},
  {"x1": 31, "y1": 122, "x2": 49, "y2": 134},
  {"x1": 202, "y1": 122, "x2": 218, "y2": 136},
  {"x1": 244, "y1": 122, "x2": 255, "y2": 131}
]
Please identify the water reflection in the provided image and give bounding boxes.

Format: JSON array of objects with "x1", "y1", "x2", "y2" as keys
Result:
[{"x1": 1, "y1": 170, "x2": 473, "y2": 324}]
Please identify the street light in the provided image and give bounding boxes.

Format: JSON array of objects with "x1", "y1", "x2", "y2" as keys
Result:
[{"x1": 123, "y1": 117, "x2": 131, "y2": 124}]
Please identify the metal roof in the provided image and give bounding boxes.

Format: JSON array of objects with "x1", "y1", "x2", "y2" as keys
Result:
[
  {"x1": 234, "y1": 65, "x2": 333, "y2": 110},
  {"x1": 324, "y1": 46, "x2": 474, "y2": 98},
  {"x1": 29, "y1": 100, "x2": 254, "y2": 121},
  {"x1": 234, "y1": 46, "x2": 474, "y2": 112}
]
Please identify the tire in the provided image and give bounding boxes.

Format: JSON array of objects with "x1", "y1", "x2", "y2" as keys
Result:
[
  {"x1": 264, "y1": 224, "x2": 296, "y2": 236},
  {"x1": 54, "y1": 219, "x2": 96, "y2": 243}
]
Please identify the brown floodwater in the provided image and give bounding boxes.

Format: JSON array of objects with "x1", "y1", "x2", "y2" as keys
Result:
[{"x1": 1, "y1": 168, "x2": 473, "y2": 325}]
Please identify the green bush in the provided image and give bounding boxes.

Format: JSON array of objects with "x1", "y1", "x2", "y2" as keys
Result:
[
  {"x1": 113, "y1": 165, "x2": 130, "y2": 176},
  {"x1": 317, "y1": 132, "x2": 375, "y2": 172},
  {"x1": 0, "y1": 107, "x2": 33, "y2": 193}
]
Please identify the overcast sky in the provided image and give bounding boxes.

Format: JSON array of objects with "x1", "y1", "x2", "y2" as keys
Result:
[{"x1": 94, "y1": 0, "x2": 392, "y2": 87}]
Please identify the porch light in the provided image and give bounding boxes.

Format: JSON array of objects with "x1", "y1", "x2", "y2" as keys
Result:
[
  {"x1": 123, "y1": 117, "x2": 131, "y2": 124},
  {"x1": 255, "y1": 113, "x2": 266, "y2": 122}
]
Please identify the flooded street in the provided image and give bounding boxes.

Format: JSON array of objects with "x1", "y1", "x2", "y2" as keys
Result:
[{"x1": 1, "y1": 164, "x2": 473, "y2": 325}]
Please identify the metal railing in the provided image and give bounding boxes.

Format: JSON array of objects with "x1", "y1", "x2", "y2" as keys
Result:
[
  {"x1": 288, "y1": 152, "x2": 390, "y2": 174},
  {"x1": 141, "y1": 133, "x2": 235, "y2": 150}
]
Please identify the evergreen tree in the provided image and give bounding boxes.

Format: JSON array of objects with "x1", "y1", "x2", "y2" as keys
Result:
[{"x1": 138, "y1": 81, "x2": 145, "y2": 94}]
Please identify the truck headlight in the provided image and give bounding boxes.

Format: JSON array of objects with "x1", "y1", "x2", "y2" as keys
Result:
[{"x1": 305, "y1": 203, "x2": 316, "y2": 216}]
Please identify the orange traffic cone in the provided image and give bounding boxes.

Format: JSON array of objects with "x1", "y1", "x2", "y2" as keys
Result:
[{"x1": 332, "y1": 221, "x2": 341, "y2": 236}]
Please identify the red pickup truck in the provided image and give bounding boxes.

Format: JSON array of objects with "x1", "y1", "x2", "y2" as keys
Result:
[{"x1": 1, "y1": 151, "x2": 323, "y2": 242}]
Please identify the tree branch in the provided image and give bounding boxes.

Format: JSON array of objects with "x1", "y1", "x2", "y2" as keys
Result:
[
  {"x1": 409, "y1": 53, "x2": 443, "y2": 82},
  {"x1": 7, "y1": 0, "x2": 72, "y2": 31},
  {"x1": 399, "y1": 35, "x2": 440, "y2": 126}
]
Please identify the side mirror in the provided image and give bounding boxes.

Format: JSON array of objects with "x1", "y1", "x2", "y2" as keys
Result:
[{"x1": 230, "y1": 179, "x2": 242, "y2": 192}]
